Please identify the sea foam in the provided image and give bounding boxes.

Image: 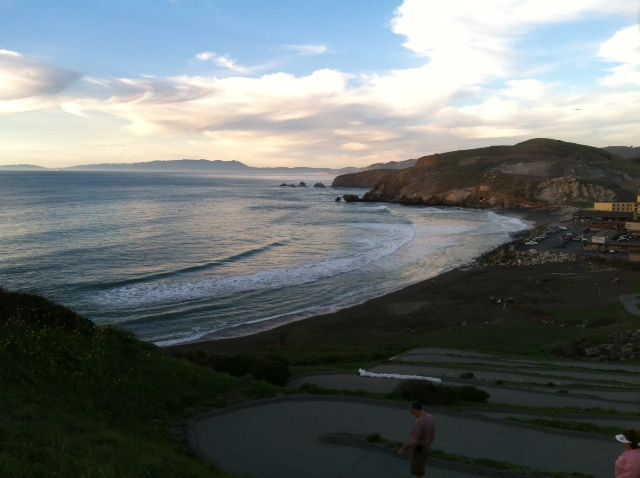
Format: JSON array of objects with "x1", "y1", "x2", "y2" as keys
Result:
[{"x1": 93, "y1": 222, "x2": 417, "y2": 308}]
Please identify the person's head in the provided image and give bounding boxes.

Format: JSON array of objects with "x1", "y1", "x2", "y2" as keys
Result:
[
  {"x1": 615, "y1": 430, "x2": 640, "y2": 450},
  {"x1": 410, "y1": 402, "x2": 423, "y2": 417}
]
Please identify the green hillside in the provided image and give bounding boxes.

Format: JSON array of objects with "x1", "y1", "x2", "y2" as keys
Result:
[{"x1": 0, "y1": 289, "x2": 277, "y2": 478}]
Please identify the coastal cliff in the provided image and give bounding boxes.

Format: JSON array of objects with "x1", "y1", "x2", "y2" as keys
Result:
[{"x1": 333, "y1": 138, "x2": 640, "y2": 208}]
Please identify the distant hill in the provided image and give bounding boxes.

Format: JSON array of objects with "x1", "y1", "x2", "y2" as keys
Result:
[
  {"x1": 0, "y1": 164, "x2": 48, "y2": 171},
  {"x1": 0, "y1": 157, "x2": 414, "y2": 175},
  {"x1": 604, "y1": 146, "x2": 640, "y2": 162},
  {"x1": 362, "y1": 157, "x2": 417, "y2": 171},
  {"x1": 66, "y1": 158, "x2": 252, "y2": 172},
  {"x1": 333, "y1": 138, "x2": 640, "y2": 208},
  {"x1": 65, "y1": 159, "x2": 349, "y2": 174}
]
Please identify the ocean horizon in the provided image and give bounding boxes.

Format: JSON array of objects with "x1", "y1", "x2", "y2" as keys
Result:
[{"x1": 0, "y1": 171, "x2": 529, "y2": 345}]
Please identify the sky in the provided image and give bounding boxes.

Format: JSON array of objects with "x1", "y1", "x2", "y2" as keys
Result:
[{"x1": 0, "y1": 0, "x2": 638, "y2": 168}]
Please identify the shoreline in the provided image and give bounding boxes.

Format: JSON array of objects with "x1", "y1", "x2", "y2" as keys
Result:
[
  {"x1": 161, "y1": 206, "x2": 544, "y2": 348},
  {"x1": 167, "y1": 206, "x2": 585, "y2": 356}
]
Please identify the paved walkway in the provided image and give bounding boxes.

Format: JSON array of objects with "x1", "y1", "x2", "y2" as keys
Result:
[
  {"x1": 476, "y1": 410, "x2": 640, "y2": 430},
  {"x1": 620, "y1": 294, "x2": 640, "y2": 317},
  {"x1": 288, "y1": 373, "x2": 639, "y2": 412},
  {"x1": 394, "y1": 356, "x2": 640, "y2": 385},
  {"x1": 372, "y1": 363, "x2": 636, "y2": 389},
  {"x1": 189, "y1": 396, "x2": 620, "y2": 478},
  {"x1": 398, "y1": 347, "x2": 640, "y2": 373},
  {"x1": 370, "y1": 364, "x2": 640, "y2": 402}
]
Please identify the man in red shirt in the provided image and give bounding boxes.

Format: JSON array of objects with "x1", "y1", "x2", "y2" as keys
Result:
[{"x1": 398, "y1": 402, "x2": 435, "y2": 477}]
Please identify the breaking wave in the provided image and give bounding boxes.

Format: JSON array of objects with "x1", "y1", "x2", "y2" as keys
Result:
[{"x1": 93, "y1": 222, "x2": 416, "y2": 308}]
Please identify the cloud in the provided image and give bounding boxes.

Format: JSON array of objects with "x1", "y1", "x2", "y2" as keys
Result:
[
  {"x1": 194, "y1": 51, "x2": 215, "y2": 62},
  {"x1": 598, "y1": 25, "x2": 640, "y2": 87},
  {"x1": 386, "y1": 0, "x2": 636, "y2": 98},
  {"x1": 3, "y1": 1, "x2": 638, "y2": 167},
  {"x1": 0, "y1": 49, "x2": 79, "y2": 112},
  {"x1": 194, "y1": 44, "x2": 328, "y2": 75},
  {"x1": 282, "y1": 44, "x2": 328, "y2": 56},
  {"x1": 193, "y1": 51, "x2": 254, "y2": 74},
  {"x1": 340, "y1": 142, "x2": 370, "y2": 152},
  {"x1": 61, "y1": 69, "x2": 352, "y2": 137}
]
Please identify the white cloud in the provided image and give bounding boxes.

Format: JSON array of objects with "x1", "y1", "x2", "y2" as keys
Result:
[
  {"x1": 2, "y1": 1, "x2": 639, "y2": 167},
  {"x1": 598, "y1": 25, "x2": 640, "y2": 64},
  {"x1": 502, "y1": 79, "x2": 553, "y2": 102},
  {"x1": 340, "y1": 142, "x2": 370, "y2": 152},
  {"x1": 0, "y1": 49, "x2": 79, "y2": 112},
  {"x1": 195, "y1": 51, "x2": 215, "y2": 62},
  {"x1": 282, "y1": 44, "x2": 328, "y2": 56},
  {"x1": 388, "y1": 0, "x2": 636, "y2": 97},
  {"x1": 0, "y1": 49, "x2": 20, "y2": 57},
  {"x1": 61, "y1": 69, "x2": 351, "y2": 137},
  {"x1": 193, "y1": 51, "x2": 253, "y2": 74},
  {"x1": 598, "y1": 25, "x2": 640, "y2": 87}
]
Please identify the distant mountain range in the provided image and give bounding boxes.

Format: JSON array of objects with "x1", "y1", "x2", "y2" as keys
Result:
[
  {"x1": 0, "y1": 159, "x2": 358, "y2": 175},
  {"x1": 0, "y1": 164, "x2": 49, "y2": 171},
  {"x1": 1, "y1": 143, "x2": 637, "y2": 176},
  {"x1": 67, "y1": 159, "x2": 253, "y2": 172}
]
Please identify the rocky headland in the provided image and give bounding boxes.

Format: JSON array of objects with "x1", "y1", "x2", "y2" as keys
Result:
[{"x1": 333, "y1": 138, "x2": 640, "y2": 209}]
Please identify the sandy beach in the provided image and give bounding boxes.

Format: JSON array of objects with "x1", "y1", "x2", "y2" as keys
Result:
[{"x1": 168, "y1": 208, "x2": 640, "y2": 359}]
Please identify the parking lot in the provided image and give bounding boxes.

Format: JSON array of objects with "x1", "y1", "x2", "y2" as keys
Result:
[{"x1": 517, "y1": 221, "x2": 639, "y2": 259}]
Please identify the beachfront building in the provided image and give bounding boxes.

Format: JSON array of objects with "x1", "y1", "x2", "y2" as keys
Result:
[
  {"x1": 573, "y1": 191, "x2": 640, "y2": 228},
  {"x1": 593, "y1": 194, "x2": 639, "y2": 214}
]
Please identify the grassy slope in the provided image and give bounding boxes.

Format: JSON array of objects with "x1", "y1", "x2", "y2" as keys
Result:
[{"x1": 0, "y1": 290, "x2": 278, "y2": 478}]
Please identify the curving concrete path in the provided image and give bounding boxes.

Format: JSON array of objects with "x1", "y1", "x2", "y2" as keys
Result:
[
  {"x1": 476, "y1": 410, "x2": 640, "y2": 431},
  {"x1": 370, "y1": 364, "x2": 640, "y2": 402},
  {"x1": 397, "y1": 347, "x2": 640, "y2": 373},
  {"x1": 189, "y1": 396, "x2": 621, "y2": 478},
  {"x1": 394, "y1": 356, "x2": 640, "y2": 386},
  {"x1": 371, "y1": 363, "x2": 635, "y2": 388},
  {"x1": 620, "y1": 294, "x2": 640, "y2": 317},
  {"x1": 288, "y1": 373, "x2": 640, "y2": 412}
]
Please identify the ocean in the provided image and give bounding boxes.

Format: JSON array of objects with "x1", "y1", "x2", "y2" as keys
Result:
[{"x1": 0, "y1": 171, "x2": 529, "y2": 345}]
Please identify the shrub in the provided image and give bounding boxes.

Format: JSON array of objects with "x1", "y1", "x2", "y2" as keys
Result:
[
  {"x1": 0, "y1": 288, "x2": 95, "y2": 334},
  {"x1": 207, "y1": 354, "x2": 256, "y2": 377},
  {"x1": 457, "y1": 385, "x2": 489, "y2": 403},
  {"x1": 194, "y1": 353, "x2": 290, "y2": 386},
  {"x1": 391, "y1": 380, "x2": 489, "y2": 405},
  {"x1": 366, "y1": 433, "x2": 381, "y2": 443},
  {"x1": 252, "y1": 355, "x2": 290, "y2": 386}
]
